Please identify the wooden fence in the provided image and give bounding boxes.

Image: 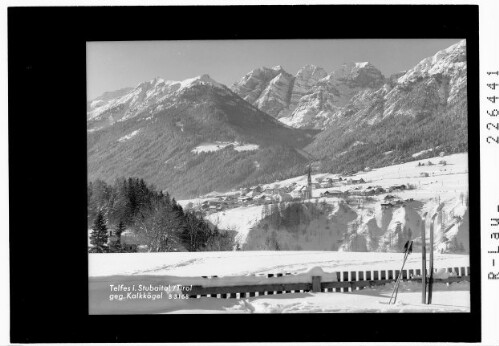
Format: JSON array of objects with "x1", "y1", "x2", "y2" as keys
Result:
[{"x1": 182, "y1": 266, "x2": 470, "y2": 299}]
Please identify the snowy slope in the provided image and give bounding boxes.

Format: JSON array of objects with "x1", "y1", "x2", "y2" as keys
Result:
[
  {"x1": 180, "y1": 153, "x2": 468, "y2": 253},
  {"x1": 257, "y1": 152, "x2": 467, "y2": 197},
  {"x1": 206, "y1": 205, "x2": 265, "y2": 244},
  {"x1": 218, "y1": 282, "x2": 470, "y2": 313}
]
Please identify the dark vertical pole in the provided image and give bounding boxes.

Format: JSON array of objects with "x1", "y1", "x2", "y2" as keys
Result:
[
  {"x1": 421, "y1": 213, "x2": 427, "y2": 304},
  {"x1": 428, "y1": 213, "x2": 438, "y2": 304}
]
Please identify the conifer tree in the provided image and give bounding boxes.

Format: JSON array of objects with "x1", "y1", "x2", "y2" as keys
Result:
[
  {"x1": 116, "y1": 220, "x2": 125, "y2": 238},
  {"x1": 90, "y1": 211, "x2": 108, "y2": 253}
]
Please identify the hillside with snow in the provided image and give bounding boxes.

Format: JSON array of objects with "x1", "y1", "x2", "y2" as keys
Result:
[
  {"x1": 306, "y1": 40, "x2": 467, "y2": 174},
  {"x1": 180, "y1": 152, "x2": 468, "y2": 254},
  {"x1": 87, "y1": 73, "x2": 318, "y2": 199}
]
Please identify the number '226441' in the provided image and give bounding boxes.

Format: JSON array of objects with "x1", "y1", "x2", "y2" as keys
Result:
[{"x1": 487, "y1": 71, "x2": 499, "y2": 144}]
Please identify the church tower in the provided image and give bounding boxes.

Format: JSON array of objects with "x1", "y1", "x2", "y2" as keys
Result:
[{"x1": 304, "y1": 164, "x2": 313, "y2": 199}]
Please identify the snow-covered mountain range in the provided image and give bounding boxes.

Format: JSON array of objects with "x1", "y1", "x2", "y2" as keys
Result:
[
  {"x1": 87, "y1": 74, "x2": 229, "y2": 129},
  {"x1": 306, "y1": 40, "x2": 467, "y2": 173},
  {"x1": 231, "y1": 62, "x2": 386, "y2": 129},
  {"x1": 231, "y1": 40, "x2": 466, "y2": 130},
  {"x1": 88, "y1": 40, "x2": 467, "y2": 198},
  {"x1": 87, "y1": 72, "x2": 317, "y2": 198}
]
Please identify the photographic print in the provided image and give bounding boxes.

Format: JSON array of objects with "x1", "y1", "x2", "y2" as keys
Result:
[{"x1": 87, "y1": 39, "x2": 470, "y2": 314}]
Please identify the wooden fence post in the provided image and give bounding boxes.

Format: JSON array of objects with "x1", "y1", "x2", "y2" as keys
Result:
[
  {"x1": 342, "y1": 271, "x2": 348, "y2": 293},
  {"x1": 358, "y1": 271, "x2": 364, "y2": 290},
  {"x1": 350, "y1": 271, "x2": 356, "y2": 291}
]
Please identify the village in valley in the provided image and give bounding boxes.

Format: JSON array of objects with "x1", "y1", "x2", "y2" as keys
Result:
[
  {"x1": 187, "y1": 170, "x2": 405, "y2": 215},
  {"x1": 168, "y1": 151, "x2": 466, "y2": 253},
  {"x1": 182, "y1": 153, "x2": 451, "y2": 216}
]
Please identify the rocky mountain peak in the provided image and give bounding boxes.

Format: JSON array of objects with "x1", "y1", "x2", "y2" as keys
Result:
[
  {"x1": 246, "y1": 66, "x2": 282, "y2": 80},
  {"x1": 232, "y1": 61, "x2": 388, "y2": 129},
  {"x1": 87, "y1": 73, "x2": 230, "y2": 125},
  {"x1": 398, "y1": 39, "x2": 466, "y2": 86},
  {"x1": 176, "y1": 74, "x2": 225, "y2": 91},
  {"x1": 136, "y1": 76, "x2": 167, "y2": 89},
  {"x1": 151, "y1": 77, "x2": 165, "y2": 86},
  {"x1": 288, "y1": 64, "x2": 328, "y2": 108},
  {"x1": 385, "y1": 71, "x2": 406, "y2": 87},
  {"x1": 231, "y1": 66, "x2": 294, "y2": 116},
  {"x1": 296, "y1": 64, "x2": 327, "y2": 77},
  {"x1": 329, "y1": 61, "x2": 385, "y2": 88}
]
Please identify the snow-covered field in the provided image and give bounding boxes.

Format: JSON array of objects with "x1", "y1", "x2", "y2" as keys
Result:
[
  {"x1": 412, "y1": 147, "x2": 437, "y2": 158},
  {"x1": 191, "y1": 141, "x2": 259, "y2": 154},
  {"x1": 89, "y1": 251, "x2": 470, "y2": 314},
  {"x1": 91, "y1": 281, "x2": 470, "y2": 315},
  {"x1": 166, "y1": 282, "x2": 470, "y2": 314},
  {"x1": 89, "y1": 251, "x2": 468, "y2": 277},
  {"x1": 206, "y1": 205, "x2": 264, "y2": 244},
  {"x1": 118, "y1": 129, "x2": 140, "y2": 142}
]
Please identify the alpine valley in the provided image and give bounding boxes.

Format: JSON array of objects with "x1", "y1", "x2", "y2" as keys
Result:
[{"x1": 88, "y1": 40, "x2": 468, "y2": 199}]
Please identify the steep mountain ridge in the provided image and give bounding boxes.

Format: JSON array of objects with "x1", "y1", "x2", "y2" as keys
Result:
[
  {"x1": 88, "y1": 74, "x2": 228, "y2": 127},
  {"x1": 88, "y1": 74, "x2": 317, "y2": 198}
]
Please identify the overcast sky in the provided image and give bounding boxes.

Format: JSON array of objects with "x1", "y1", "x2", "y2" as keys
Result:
[{"x1": 87, "y1": 39, "x2": 463, "y2": 100}]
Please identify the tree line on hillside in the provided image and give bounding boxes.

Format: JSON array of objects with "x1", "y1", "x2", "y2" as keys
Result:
[{"x1": 88, "y1": 177, "x2": 235, "y2": 253}]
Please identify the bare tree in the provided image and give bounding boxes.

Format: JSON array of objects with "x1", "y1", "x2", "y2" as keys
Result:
[{"x1": 135, "y1": 199, "x2": 184, "y2": 252}]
